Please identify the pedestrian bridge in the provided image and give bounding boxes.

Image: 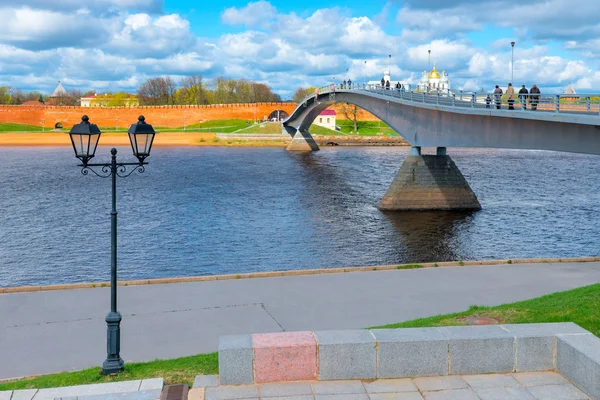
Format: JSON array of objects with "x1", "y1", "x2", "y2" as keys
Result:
[{"x1": 282, "y1": 86, "x2": 600, "y2": 211}]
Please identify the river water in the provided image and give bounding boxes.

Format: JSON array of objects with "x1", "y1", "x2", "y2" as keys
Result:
[{"x1": 0, "y1": 146, "x2": 599, "y2": 287}]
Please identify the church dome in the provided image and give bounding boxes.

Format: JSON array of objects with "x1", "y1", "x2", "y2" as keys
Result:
[{"x1": 429, "y1": 66, "x2": 440, "y2": 80}]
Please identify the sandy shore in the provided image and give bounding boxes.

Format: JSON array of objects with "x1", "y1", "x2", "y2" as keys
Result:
[{"x1": 0, "y1": 131, "x2": 220, "y2": 146}]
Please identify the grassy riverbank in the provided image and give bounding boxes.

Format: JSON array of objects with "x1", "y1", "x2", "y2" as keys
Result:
[{"x1": 1, "y1": 282, "x2": 598, "y2": 390}]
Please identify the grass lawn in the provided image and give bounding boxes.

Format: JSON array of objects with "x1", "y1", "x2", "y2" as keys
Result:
[
  {"x1": 309, "y1": 124, "x2": 343, "y2": 136},
  {"x1": 1, "y1": 283, "x2": 598, "y2": 391},
  {"x1": 232, "y1": 122, "x2": 283, "y2": 134},
  {"x1": 0, "y1": 123, "x2": 44, "y2": 132},
  {"x1": 178, "y1": 119, "x2": 250, "y2": 133},
  {"x1": 337, "y1": 120, "x2": 398, "y2": 136}
]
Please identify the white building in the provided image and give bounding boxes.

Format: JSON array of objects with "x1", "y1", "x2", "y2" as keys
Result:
[
  {"x1": 80, "y1": 94, "x2": 97, "y2": 107},
  {"x1": 417, "y1": 65, "x2": 451, "y2": 93},
  {"x1": 367, "y1": 69, "x2": 409, "y2": 88},
  {"x1": 314, "y1": 109, "x2": 336, "y2": 130}
]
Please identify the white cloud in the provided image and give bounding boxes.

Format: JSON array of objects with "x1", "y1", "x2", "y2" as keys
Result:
[{"x1": 221, "y1": 1, "x2": 277, "y2": 28}]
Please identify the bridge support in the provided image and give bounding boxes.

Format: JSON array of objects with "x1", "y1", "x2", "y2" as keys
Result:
[
  {"x1": 285, "y1": 130, "x2": 320, "y2": 152},
  {"x1": 378, "y1": 147, "x2": 481, "y2": 211}
]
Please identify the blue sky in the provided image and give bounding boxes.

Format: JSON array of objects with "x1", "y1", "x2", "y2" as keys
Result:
[{"x1": 0, "y1": 0, "x2": 599, "y2": 97}]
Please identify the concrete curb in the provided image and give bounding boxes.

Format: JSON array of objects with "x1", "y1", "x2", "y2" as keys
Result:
[
  {"x1": 218, "y1": 323, "x2": 600, "y2": 400},
  {"x1": 2, "y1": 256, "x2": 599, "y2": 294}
]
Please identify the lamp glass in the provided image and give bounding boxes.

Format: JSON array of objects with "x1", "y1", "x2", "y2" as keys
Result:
[{"x1": 127, "y1": 116, "x2": 156, "y2": 163}]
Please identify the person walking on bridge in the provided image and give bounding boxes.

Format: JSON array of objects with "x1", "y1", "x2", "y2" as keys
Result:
[
  {"x1": 530, "y1": 84, "x2": 541, "y2": 111},
  {"x1": 519, "y1": 85, "x2": 529, "y2": 110},
  {"x1": 494, "y1": 85, "x2": 503, "y2": 109},
  {"x1": 386, "y1": 80, "x2": 390, "y2": 90},
  {"x1": 506, "y1": 83, "x2": 515, "y2": 110},
  {"x1": 348, "y1": 79, "x2": 352, "y2": 88},
  {"x1": 381, "y1": 77, "x2": 385, "y2": 88},
  {"x1": 343, "y1": 80, "x2": 347, "y2": 89}
]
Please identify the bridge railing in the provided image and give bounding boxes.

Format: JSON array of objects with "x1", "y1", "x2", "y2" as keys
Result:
[{"x1": 299, "y1": 83, "x2": 600, "y2": 117}]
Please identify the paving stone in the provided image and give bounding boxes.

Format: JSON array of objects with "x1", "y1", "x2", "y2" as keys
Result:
[
  {"x1": 205, "y1": 384, "x2": 259, "y2": 400},
  {"x1": 474, "y1": 387, "x2": 536, "y2": 400},
  {"x1": 259, "y1": 382, "x2": 312, "y2": 397},
  {"x1": 512, "y1": 372, "x2": 569, "y2": 387},
  {"x1": 0, "y1": 391, "x2": 12, "y2": 400},
  {"x1": 252, "y1": 331, "x2": 317, "y2": 383},
  {"x1": 440, "y1": 326, "x2": 514, "y2": 374},
  {"x1": 462, "y1": 374, "x2": 520, "y2": 388},
  {"x1": 526, "y1": 384, "x2": 589, "y2": 400},
  {"x1": 364, "y1": 379, "x2": 419, "y2": 393},
  {"x1": 413, "y1": 376, "x2": 468, "y2": 392},
  {"x1": 369, "y1": 394, "x2": 425, "y2": 400},
  {"x1": 314, "y1": 395, "x2": 369, "y2": 400},
  {"x1": 262, "y1": 397, "x2": 313, "y2": 400},
  {"x1": 10, "y1": 389, "x2": 37, "y2": 400},
  {"x1": 314, "y1": 330, "x2": 376, "y2": 380},
  {"x1": 193, "y1": 375, "x2": 219, "y2": 388},
  {"x1": 188, "y1": 387, "x2": 205, "y2": 400},
  {"x1": 312, "y1": 380, "x2": 366, "y2": 395},
  {"x1": 36, "y1": 380, "x2": 142, "y2": 399},
  {"x1": 502, "y1": 323, "x2": 590, "y2": 337},
  {"x1": 218, "y1": 334, "x2": 254, "y2": 385},
  {"x1": 557, "y1": 333, "x2": 600, "y2": 400},
  {"x1": 61, "y1": 390, "x2": 161, "y2": 400},
  {"x1": 139, "y1": 378, "x2": 163, "y2": 391},
  {"x1": 422, "y1": 389, "x2": 480, "y2": 400},
  {"x1": 372, "y1": 328, "x2": 448, "y2": 378}
]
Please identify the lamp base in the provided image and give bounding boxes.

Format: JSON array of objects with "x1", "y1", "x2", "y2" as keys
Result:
[{"x1": 102, "y1": 311, "x2": 124, "y2": 375}]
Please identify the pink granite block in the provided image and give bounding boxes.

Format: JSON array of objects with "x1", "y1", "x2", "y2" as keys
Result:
[{"x1": 252, "y1": 331, "x2": 317, "y2": 383}]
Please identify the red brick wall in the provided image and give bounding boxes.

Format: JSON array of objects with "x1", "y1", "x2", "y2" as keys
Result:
[{"x1": 0, "y1": 103, "x2": 298, "y2": 129}]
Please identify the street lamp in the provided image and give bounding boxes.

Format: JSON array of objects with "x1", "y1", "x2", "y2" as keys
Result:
[
  {"x1": 511, "y1": 41, "x2": 515, "y2": 83},
  {"x1": 68, "y1": 115, "x2": 157, "y2": 375}
]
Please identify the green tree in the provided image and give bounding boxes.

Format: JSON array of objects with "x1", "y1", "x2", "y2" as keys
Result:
[
  {"x1": 293, "y1": 87, "x2": 316, "y2": 103},
  {"x1": 0, "y1": 87, "x2": 13, "y2": 104}
]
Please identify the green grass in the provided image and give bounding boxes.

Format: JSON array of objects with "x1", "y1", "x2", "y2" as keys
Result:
[
  {"x1": 0, "y1": 123, "x2": 44, "y2": 132},
  {"x1": 371, "y1": 283, "x2": 600, "y2": 337},
  {"x1": 232, "y1": 122, "x2": 284, "y2": 134},
  {"x1": 0, "y1": 353, "x2": 217, "y2": 391},
  {"x1": 179, "y1": 119, "x2": 249, "y2": 133},
  {"x1": 396, "y1": 264, "x2": 424, "y2": 270},
  {"x1": 309, "y1": 124, "x2": 343, "y2": 136},
  {"x1": 3, "y1": 283, "x2": 599, "y2": 390},
  {"x1": 336, "y1": 120, "x2": 398, "y2": 136}
]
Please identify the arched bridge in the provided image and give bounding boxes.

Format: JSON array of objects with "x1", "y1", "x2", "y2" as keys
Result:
[{"x1": 282, "y1": 86, "x2": 600, "y2": 211}]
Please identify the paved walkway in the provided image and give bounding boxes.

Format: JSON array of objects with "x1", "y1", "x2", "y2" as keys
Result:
[
  {"x1": 1, "y1": 262, "x2": 600, "y2": 380},
  {"x1": 190, "y1": 372, "x2": 590, "y2": 399}
]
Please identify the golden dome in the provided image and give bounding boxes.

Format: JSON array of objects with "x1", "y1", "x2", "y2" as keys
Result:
[{"x1": 428, "y1": 66, "x2": 440, "y2": 80}]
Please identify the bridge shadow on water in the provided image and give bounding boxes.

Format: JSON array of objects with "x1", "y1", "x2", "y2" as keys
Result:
[{"x1": 382, "y1": 210, "x2": 476, "y2": 263}]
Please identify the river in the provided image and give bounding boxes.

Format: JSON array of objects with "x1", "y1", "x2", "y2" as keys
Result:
[{"x1": 0, "y1": 145, "x2": 599, "y2": 287}]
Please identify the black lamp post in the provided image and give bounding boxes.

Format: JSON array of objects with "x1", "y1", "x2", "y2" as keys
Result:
[
  {"x1": 511, "y1": 41, "x2": 516, "y2": 83},
  {"x1": 68, "y1": 115, "x2": 157, "y2": 375}
]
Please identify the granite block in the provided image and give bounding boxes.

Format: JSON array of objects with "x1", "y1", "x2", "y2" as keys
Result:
[
  {"x1": 263, "y1": 397, "x2": 313, "y2": 400},
  {"x1": 252, "y1": 331, "x2": 317, "y2": 383},
  {"x1": 315, "y1": 330, "x2": 376, "y2": 380},
  {"x1": 439, "y1": 326, "x2": 514, "y2": 374},
  {"x1": 314, "y1": 394, "x2": 369, "y2": 400},
  {"x1": 139, "y1": 378, "x2": 163, "y2": 392},
  {"x1": 258, "y1": 382, "x2": 312, "y2": 397},
  {"x1": 526, "y1": 384, "x2": 589, "y2": 400},
  {"x1": 10, "y1": 389, "x2": 37, "y2": 400},
  {"x1": 557, "y1": 334, "x2": 600, "y2": 399},
  {"x1": 372, "y1": 328, "x2": 448, "y2": 378},
  {"x1": 187, "y1": 388, "x2": 205, "y2": 400},
  {"x1": 503, "y1": 323, "x2": 590, "y2": 372},
  {"x1": 218, "y1": 334, "x2": 254, "y2": 385},
  {"x1": 193, "y1": 375, "x2": 219, "y2": 388}
]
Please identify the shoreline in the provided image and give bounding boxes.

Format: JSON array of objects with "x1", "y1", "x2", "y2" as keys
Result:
[{"x1": 2, "y1": 256, "x2": 599, "y2": 294}]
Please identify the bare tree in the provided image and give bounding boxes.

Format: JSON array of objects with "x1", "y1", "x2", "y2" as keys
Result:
[
  {"x1": 293, "y1": 87, "x2": 316, "y2": 103},
  {"x1": 179, "y1": 75, "x2": 204, "y2": 105},
  {"x1": 339, "y1": 103, "x2": 359, "y2": 133},
  {"x1": 138, "y1": 77, "x2": 177, "y2": 105}
]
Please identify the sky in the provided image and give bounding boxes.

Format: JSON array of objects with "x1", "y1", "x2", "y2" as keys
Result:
[{"x1": 1, "y1": 0, "x2": 599, "y2": 98}]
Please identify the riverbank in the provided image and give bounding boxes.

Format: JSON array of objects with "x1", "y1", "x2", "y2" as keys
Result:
[
  {"x1": 1, "y1": 260, "x2": 600, "y2": 380},
  {"x1": 0, "y1": 131, "x2": 409, "y2": 147}
]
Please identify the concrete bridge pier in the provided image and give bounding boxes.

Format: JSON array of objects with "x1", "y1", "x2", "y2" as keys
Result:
[
  {"x1": 285, "y1": 128, "x2": 320, "y2": 152},
  {"x1": 378, "y1": 147, "x2": 481, "y2": 211}
]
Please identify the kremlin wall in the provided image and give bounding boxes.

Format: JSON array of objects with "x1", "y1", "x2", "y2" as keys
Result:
[{"x1": 0, "y1": 103, "x2": 379, "y2": 129}]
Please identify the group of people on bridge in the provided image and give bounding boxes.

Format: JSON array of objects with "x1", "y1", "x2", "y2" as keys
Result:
[{"x1": 487, "y1": 83, "x2": 542, "y2": 111}]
